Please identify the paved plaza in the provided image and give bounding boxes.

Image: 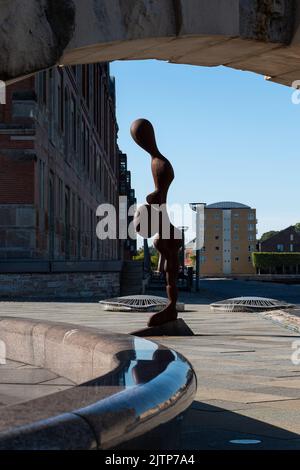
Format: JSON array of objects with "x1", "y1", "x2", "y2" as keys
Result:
[{"x1": 1, "y1": 279, "x2": 300, "y2": 449}]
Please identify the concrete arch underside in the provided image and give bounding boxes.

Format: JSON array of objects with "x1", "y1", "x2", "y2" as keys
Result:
[{"x1": 1, "y1": 0, "x2": 300, "y2": 87}]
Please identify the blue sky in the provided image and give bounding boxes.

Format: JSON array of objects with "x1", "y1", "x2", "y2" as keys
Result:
[{"x1": 111, "y1": 60, "x2": 300, "y2": 241}]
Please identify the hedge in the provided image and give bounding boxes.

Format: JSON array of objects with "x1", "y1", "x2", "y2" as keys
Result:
[{"x1": 252, "y1": 252, "x2": 300, "y2": 269}]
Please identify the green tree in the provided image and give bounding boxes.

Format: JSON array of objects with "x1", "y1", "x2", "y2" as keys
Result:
[
  {"x1": 294, "y1": 223, "x2": 300, "y2": 233},
  {"x1": 133, "y1": 247, "x2": 144, "y2": 261},
  {"x1": 133, "y1": 247, "x2": 159, "y2": 269},
  {"x1": 189, "y1": 255, "x2": 196, "y2": 267},
  {"x1": 151, "y1": 253, "x2": 159, "y2": 270},
  {"x1": 260, "y1": 231, "x2": 278, "y2": 243}
]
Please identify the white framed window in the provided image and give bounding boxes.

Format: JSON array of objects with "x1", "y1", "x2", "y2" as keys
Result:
[
  {"x1": 248, "y1": 234, "x2": 255, "y2": 241},
  {"x1": 277, "y1": 244, "x2": 284, "y2": 252},
  {"x1": 248, "y1": 224, "x2": 254, "y2": 231}
]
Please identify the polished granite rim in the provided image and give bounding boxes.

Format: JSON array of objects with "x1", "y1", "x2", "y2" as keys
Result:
[{"x1": 0, "y1": 317, "x2": 196, "y2": 450}]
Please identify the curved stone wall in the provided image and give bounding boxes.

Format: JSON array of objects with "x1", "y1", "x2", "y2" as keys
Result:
[{"x1": 0, "y1": 317, "x2": 196, "y2": 449}]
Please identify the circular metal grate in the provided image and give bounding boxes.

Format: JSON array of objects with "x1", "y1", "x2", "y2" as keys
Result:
[
  {"x1": 99, "y1": 295, "x2": 185, "y2": 312},
  {"x1": 210, "y1": 296, "x2": 294, "y2": 313}
]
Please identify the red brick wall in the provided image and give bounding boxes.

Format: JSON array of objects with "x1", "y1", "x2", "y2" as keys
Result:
[
  {"x1": 0, "y1": 77, "x2": 35, "y2": 123},
  {"x1": 0, "y1": 154, "x2": 34, "y2": 204}
]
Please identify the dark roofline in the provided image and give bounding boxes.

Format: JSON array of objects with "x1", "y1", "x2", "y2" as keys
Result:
[{"x1": 261, "y1": 225, "x2": 297, "y2": 243}]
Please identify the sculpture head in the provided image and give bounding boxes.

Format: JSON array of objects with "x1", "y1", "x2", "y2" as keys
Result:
[{"x1": 130, "y1": 118, "x2": 159, "y2": 156}]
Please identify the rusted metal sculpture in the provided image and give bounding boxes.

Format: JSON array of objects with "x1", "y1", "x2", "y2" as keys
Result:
[{"x1": 130, "y1": 119, "x2": 182, "y2": 327}]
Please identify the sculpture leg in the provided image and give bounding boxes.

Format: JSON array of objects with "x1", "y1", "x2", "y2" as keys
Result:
[{"x1": 148, "y1": 249, "x2": 179, "y2": 327}]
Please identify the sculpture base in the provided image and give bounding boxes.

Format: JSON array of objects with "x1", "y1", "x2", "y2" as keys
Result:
[{"x1": 131, "y1": 319, "x2": 194, "y2": 337}]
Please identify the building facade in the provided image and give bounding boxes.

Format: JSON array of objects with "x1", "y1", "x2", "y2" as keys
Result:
[
  {"x1": 0, "y1": 63, "x2": 121, "y2": 263},
  {"x1": 119, "y1": 151, "x2": 137, "y2": 260},
  {"x1": 0, "y1": 63, "x2": 139, "y2": 299},
  {"x1": 186, "y1": 201, "x2": 257, "y2": 276},
  {"x1": 260, "y1": 226, "x2": 300, "y2": 253}
]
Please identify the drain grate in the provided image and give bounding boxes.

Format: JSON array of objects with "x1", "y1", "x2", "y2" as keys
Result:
[
  {"x1": 99, "y1": 295, "x2": 185, "y2": 312},
  {"x1": 210, "y1": 296, "x2": 294, "y2": 313}
]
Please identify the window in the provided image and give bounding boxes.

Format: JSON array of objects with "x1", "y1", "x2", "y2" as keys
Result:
[
  {"x1": 277, "y1": 244, "x2": 284, "y2": 252},
  {"x1": 85, "y1": 128, "x2": 90, "y2": 172},
  {"x1": 58, "y1": 178, "x2": 63, "y2": 217},
  {"x1": 234, "y1": 234, "x2": 239, "y2": 240},
  {"x1": 72, "y1": 192, "x2": 76, "y2": 226},
  {"x1": 214, "y1": 214, "x2": 220, "y2": 220},
  {"x1": 248, "y1": 212, "x2": 255, "y2": 221},
  {"x1": 71, "y1": 97, "x2": 76, "y2": 150},
  {"x1": 81, "y1": 118, "x2": 85, "y2": 165},
  {"x1": 215, "y1": 235, "x2": 219, "y2": 240},
  {"x1": 291, "y1": 234, "x2": 294, "y2": 241},
  {"x1": 93, "y1": 143, "x2": 97, "y2": 183},
  {"x1": 215, "y1": 225, "x2": 220, "y2": 230},
  {"x1": 248, "y1": 224, "x2": 254, "y2": 231},
  {"x1": 215, "y1": 246, "x2": 220, "y2": 251},
  {"x1": 39, "y1": 160, "x2": 45, "y2": 210},
  {"x1": 248, "y1": 256, "x2": 252, "y2": 262},
  {"x1": 215, "y1": 256, "x2": 220, "y2": 262},
  {"x1": 234, "y1": 224, "x2": 239, "y2": 230},
  {"x1": 248, "y1": 234, "x2": 255, "y2": 241},
  {"x1": 97, "y1": 155, "x2": 101, "y2": 189},
  {"x1": 57, "y1": 70, "x2": 64, "y2": 132},
  {"x1": 234, "y1": 246, "x2": 239, "y2": 251},
  {"x1": 233, "y1": 213, "x2": 239, "y2": 218},
  {"x1": 290, "y1": 244, "x2": 294, "y2": 252},
  {"x1": 64, "y1": 88, "x2": 70, "y2": 157},
  {"x1": 38, "y1": 71, "x2": 47, "y2": 105},
  {"x1": 235, "y1": 257, "x2": 239, "y2": 262},
  {"x1": 248, "y1": 245, "x2": 255, "y2": 252}
]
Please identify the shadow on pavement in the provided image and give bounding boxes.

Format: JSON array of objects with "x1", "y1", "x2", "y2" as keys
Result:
[{"x1": 181, "y1": 401, "x2": 300, "y2": 450}]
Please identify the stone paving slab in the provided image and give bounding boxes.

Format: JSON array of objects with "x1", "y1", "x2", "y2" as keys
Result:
[
  {"x1": 1, "y1": 283, "x2": 300, "y2": 449},
  {"x1": 0, "y1": 368, "x2": 58, "y2": 384},
  {"x1": 0, "y1": 357, "x2": 73, "y2": 408},
  {"x1": 0, "y1": 383, "x2": 72, "y2": 406}
]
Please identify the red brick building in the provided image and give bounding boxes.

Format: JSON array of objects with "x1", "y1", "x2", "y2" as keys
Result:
[
  {"x1": 0, "y1": 64, "x2": 140, "y2": 299},
  {"x1": 0, "y1": 63, "x2": 121, "y2": 262},
  {"x1": 260, "y1": 226, "x2": 300, "y2": 253}
]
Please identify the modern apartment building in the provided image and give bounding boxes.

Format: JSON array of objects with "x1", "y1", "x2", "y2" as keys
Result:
[{"x1": 186, "y1": 201, "x2": 257, "y2": 276}]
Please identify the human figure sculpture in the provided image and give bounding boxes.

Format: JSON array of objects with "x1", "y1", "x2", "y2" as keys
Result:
[{"x1": 130, "y1": 119, "x2": 182, "y2": 327}]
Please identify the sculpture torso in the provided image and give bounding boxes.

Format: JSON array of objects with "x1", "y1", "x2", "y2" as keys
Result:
[{"x1": 130, "y1": 118, "x2": 174, "y2": 206}]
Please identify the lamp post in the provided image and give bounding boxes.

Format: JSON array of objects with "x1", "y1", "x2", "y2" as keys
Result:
[
  {"x1": 143, "y1": 238, "x2": 151, "y2": 274},
  {"x1": 178, "y1": 225, "x2": 188, "y2": 273},
  {"x1": 189, "y1": 203, "x2": 206, "y2": 292}
]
